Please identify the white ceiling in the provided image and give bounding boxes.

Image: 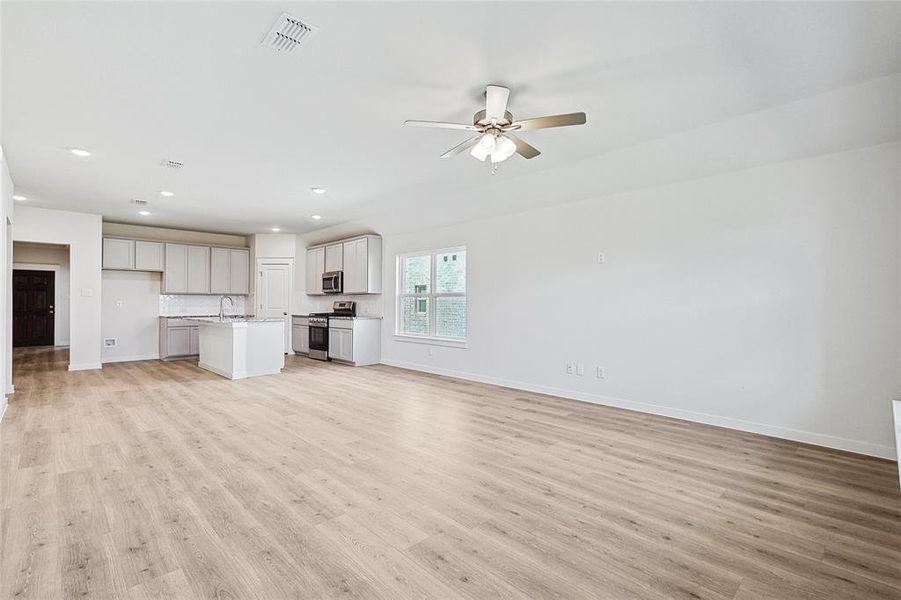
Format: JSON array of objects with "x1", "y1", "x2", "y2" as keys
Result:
[{"x1": 2, "y1": 1, "x2": 899, "y2": 236}]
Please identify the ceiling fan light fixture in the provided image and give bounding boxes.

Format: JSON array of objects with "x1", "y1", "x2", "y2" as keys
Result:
[
  {"x1": 470, "y1": 143, "x2": 490, "y2": 162},
  {"x1": 478, "y1": 133, "x2": 496, "y2": 151},
  {"x1": 490, "y1": 136, "x2": 517, "y2": 163}
]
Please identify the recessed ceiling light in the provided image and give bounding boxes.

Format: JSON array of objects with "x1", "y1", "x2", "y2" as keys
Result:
[
  {"x1": 159, "y1": 191, "x2": 174, "y2": 197},
  {"x1": 271, "y1": 227, "x2": 281, "y2": 232},
  {"x1": 311, "y1": 187, "x2": 326, "y2": 195},
  {"x1": 12, "y1": 195, "x2": 26, "y2": 201},
  {"x1": 311, "y1": 215, "x2": 322, "y2": 220},
  {"x1": 138, "y1": 210, "x2": 151, "y2": 216},
  {"x1": 69, "y1": 148, "x2": 92, "y2": 157}
]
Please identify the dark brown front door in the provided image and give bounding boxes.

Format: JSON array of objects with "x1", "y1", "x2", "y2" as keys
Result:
[{"x1": 13, "y1": 269, "x2": 55, "y2": 347}]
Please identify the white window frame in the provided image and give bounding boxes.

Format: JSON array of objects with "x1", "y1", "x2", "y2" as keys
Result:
[{"x1": 394, "y1": 246, "x2": 467, "y2": 348}]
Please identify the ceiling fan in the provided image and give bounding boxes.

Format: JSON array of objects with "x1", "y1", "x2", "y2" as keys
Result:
[{"x1": 404, "y1": 85, "x2": 586, "y2": 166}]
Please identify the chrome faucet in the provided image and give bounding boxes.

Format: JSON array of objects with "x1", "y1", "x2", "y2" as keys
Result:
[{"x1": 219, "y1": 295, "x2": 234, "y2": 320}]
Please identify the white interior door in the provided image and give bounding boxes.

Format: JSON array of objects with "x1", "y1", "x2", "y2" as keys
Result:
[{"x1": 257, "y1": 260, "x2": 293, "y2": 353}]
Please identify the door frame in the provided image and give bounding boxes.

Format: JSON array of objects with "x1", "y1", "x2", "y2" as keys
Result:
[
  {"x1": 255, "y1": 258, "x2": 294, "y2": 353},
  {"x1": 13, "y1": 263, "x2": 64, "y2": 346}
]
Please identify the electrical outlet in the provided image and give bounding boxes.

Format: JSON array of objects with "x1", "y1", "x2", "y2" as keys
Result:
[
  {"x1": 104, "y1": 338, "x2": 118, "y2": 347},
  {"x1": 597, "y1": 252, "x2": 606, "y2": 264},
  {"x1": 596, "y1": 366, "x2": 606, "y2": 379},
  {"x1": 566, "y1": 363, "x2": 574, "y2": 375},
  {"x1": 576, "y1": 363, "x2": 584, "y2": 376}
]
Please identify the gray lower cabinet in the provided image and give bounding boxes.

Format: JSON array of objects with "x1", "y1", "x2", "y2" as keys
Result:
[
  {"x1": 328, "y1": 327, "x2": 354, "y2": 362},
  {"x1": 326, "y1": 318, "x2": 381, "y2": 365},
  {"x1": 291, "y1": 316, "x2": 309, "y2": 354},
  {"x1": 159, "y1": 318, "x2": 199, "y2": 359},
  {"x1": 292, "y1": 325, "x2": 309, "y2": 354}
]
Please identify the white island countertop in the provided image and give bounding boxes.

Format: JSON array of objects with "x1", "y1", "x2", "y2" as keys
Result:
[{"x1": 188, "y1": 317, "x2": 285, "y2": 379}]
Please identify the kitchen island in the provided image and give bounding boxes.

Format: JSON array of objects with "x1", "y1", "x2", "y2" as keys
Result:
[{"x1": 185, "y1": 316, "x2": 285, "y2": 380}]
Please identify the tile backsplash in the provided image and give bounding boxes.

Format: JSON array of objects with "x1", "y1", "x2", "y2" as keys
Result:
[
  {"x1": 160, "y1": 294, "x2": 248, "y2": 316},
  {"x1": 296, "y1": 294, "x2": 384, "y2": 317}
]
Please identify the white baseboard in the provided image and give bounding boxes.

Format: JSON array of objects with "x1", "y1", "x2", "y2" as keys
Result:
[
  {"x1": 381, "y1": 360, "x2": 896, "y2": 461},
  {"x1": 101, "y1": 353, "x2": 160, "y2": 364},
  {"x1": 198, "y1": 361, "x2": 242, "y2": 380},
  {"x1": 6, "y1": 385, "x2": 13, "y2": 395},
  {"x1": 0, "y1": 398, "x2": 7, "y2": 423},
  {"x1": 68, "y1": 363, "x2": 102, "y2": 371}
]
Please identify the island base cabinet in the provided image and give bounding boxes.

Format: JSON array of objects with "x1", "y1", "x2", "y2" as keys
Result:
[{"x1": 197, "y1": 320, "x2": 284, "y2": 380}]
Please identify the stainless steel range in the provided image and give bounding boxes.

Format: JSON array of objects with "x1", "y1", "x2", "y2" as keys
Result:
[{"x1": 307, "y1": 301, "x2": 355, "y2": 361}]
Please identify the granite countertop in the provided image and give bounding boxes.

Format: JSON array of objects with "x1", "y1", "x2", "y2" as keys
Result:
[
  {"x1": 183, "y1": 316, "x2": 285, "y2": 325},
  {"x1": 161, "y1": 314, "x2": 255, "y2": 319},
  {"x1": 291, "y1": 314, "x2": 382, "y2": 320}
]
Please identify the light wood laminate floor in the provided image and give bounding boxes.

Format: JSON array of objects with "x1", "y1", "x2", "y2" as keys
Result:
[{"x1": 2, "y1": 347, "x2": 900, "y2": 600}]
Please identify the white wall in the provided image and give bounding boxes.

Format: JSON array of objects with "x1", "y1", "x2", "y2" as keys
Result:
[
  {"x1": 103, "y1": 222, "x2": 247, "y2": 247},
  {"x1": 0, "y1": 146, "x2": 15, "y2": 411},
  {"x1": 13, "y1": 242, "x2": 70, "y2": 345},
  {"x1": 382, "y1": 143, "x2": 900, "y2": 459},
  {"x1": 101, "y1": 270, "x2": 162, "y2": 363},
  {"x1": 13, "y1": 206, "x2": 102, "y2": 370}
]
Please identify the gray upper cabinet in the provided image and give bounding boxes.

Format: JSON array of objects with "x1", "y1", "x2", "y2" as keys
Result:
[
  {"x1": 102, "y1": 238, "x2": 135, "y2": 270},
  {"x1": 306, "y1": 235, "x2": 381, "y2": 295},
  {"x1": 162, "y1": 243, "x2": 188, "y2": 293},
  {"x1": 210, "y1": 247, "x2": 231, "y2": 294},
  {"x1": 120, "y1": 239, "x2": 250, "y2": 295},
  {"x1": 305, "y1": 247, "x2": 325, "y2": 295},
  {"x1": 104, "y1": 237, "x2": 166, "y2": 272},
  {"x1": 134, "y1": 240, "x2": 164, "y2": 271},
  {"x1": 229, "y1": 249, "x2": 250, "y2": 295},
  {"x1": 325, "y1": 243, "x2": 343, "y2": 272},
  {"x1": 210, "y1": 247, "x2": 249, "y2": 295},
  {"x1": 342, "y1": 238, "x2": 367, "y2": 294},
  {"x1": 187, "y1": 245, "x2": 211, "y2": 294}
]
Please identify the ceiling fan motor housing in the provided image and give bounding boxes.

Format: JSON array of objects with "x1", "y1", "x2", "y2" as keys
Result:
[{"x1": 473, "y1": 109, "x2": 514, "y2": 127}]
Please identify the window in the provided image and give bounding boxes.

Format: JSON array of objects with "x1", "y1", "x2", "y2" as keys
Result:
[{"x1": 397, "y1": 247, "x2": 466, "y2": 343}]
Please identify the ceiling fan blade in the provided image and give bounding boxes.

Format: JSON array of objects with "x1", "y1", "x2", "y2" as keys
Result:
[
  {"x1": 506, "y1": 134, "x2": 540, "y2": 159},
  {"x1": 485, "y1": 85, "x2": 510, "y2": 121},
  {"x1": 404, "y1": 120, "x2": 480, "y2": 131},
  {"x1": 440, "y1": 135, "x2": 481, "y2": 158},
  {"x1": 510, "y1": 112, "x2": 586, "y2": 132}
]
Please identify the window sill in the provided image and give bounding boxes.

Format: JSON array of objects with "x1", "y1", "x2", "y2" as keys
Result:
[{"x1": 393, "y1": 334, "x2": 467, "y2": 349}]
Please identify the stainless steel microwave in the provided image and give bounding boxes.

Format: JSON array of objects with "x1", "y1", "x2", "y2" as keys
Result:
[{"x1": 322, "y1": 271, "x2": 343, "y2": 294}]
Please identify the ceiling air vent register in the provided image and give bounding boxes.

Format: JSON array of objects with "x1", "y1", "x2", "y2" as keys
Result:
[
  {"x1": 261, "y1": 13, "x2": 316, "y2": 54},
  {"x1": 161, "y1": 159, "x2": 184, "y2": 169}
]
